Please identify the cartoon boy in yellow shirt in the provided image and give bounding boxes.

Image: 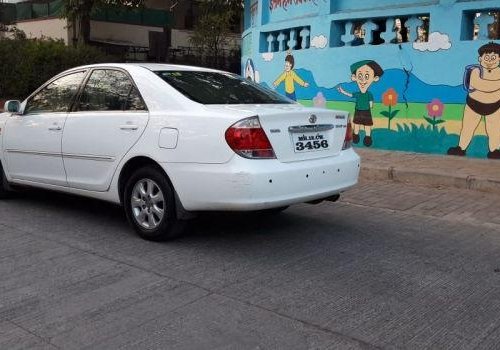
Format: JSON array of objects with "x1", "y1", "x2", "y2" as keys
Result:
[{"x1": 273, "y1": 53, "x2": 309, "y2": 101}]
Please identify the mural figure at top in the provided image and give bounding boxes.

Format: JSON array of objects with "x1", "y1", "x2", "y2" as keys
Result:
[
  {"x1": 337, "y1": 60, "x2": 384, "y2": 147},
  {"x1": 447, "y1": 42, "x2": 500, "y2": 159},
  {"x1": 273, "y1": 52, "x2": 309, "y2": 101}
]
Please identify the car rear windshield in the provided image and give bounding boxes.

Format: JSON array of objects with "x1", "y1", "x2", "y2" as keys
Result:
[{"x1": 154, "y1": 70, "x2": 292, "y2": 105}]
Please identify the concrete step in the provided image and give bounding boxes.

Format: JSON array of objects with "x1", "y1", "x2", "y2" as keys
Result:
[{"x1": 356, "y1": 148, "x2": 500, "y2": 194}]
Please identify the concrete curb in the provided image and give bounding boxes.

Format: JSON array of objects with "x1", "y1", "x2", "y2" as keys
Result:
[{"x1": 360, "y1": 165, "x2": 500, "y2": 194}]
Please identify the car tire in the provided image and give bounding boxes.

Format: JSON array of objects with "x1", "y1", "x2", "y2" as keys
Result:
[
  {"x1": 123, "y1": 166, "x2": 186, "y2": 241},
  {"x1": 0, "y1": 162, "x2": 12, "y2": 199}
]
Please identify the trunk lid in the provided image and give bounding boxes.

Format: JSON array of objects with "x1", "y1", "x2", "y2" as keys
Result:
[{"x1": 206, "y1": 104, "x2": 349, "y2": 163}]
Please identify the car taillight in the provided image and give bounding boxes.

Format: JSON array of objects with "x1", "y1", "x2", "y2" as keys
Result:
[
  {"x1": 225, "y1": 116, "x2": 276, "y2": 159},
  {"x1": 342, "y1": 121, "x2": 353, "y2": 150}
]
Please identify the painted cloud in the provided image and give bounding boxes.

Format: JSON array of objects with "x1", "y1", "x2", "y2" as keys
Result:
[
  {"x1": 262, "y1": 52, "x2": 274, "y2": 62},
  {"x1": 311, "y1": 35, "x2": 328, "y2": 49},
  {"x1": 413, "y1": 32, "x2": 451, "y2": 52}
]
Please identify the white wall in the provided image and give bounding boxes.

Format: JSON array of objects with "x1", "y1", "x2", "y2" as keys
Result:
[
  {"x1": 15, "y1": 18, "x2": 70, "y2": 43},
  {"x1": 90, "y1": 21, "x2": 164, "y2": 47},
  {"x1": 11, "y1": 19, "x2": 241, "y2": 53}
]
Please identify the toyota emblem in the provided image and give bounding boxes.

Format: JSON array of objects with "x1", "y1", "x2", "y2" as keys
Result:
[{"x1": 309, "y1": 114, "x2": 317, "y2": 124}]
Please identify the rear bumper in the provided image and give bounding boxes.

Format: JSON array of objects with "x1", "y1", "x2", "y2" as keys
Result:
[{"x1": 162, "y1": 148, "x2": 360, "y2": 211}]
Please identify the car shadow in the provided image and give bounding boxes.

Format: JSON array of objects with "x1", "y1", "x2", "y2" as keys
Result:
[
  {"x1": 4, "y1": 188, "x2": 348, "y2": 245},
  {"x1": 9, "y1": 188, "x2": 125, "y2": 221}
]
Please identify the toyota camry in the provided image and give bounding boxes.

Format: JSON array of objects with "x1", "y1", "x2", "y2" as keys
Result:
[{"x1": 0, "y1": 64, "x2": 359, "y2": 240}]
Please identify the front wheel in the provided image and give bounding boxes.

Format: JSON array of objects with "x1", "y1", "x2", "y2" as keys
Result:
[{"x1": 123, "y1": 166, "x2": 185, "y2": 241}]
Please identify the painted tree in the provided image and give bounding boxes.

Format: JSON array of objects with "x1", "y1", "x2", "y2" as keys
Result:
[
  {"x1": 189, "y1": 0, "x2": 242, "y2": 67},
  {"x1": 61, "y1": 0, "x2": 145, "y2": 45}
]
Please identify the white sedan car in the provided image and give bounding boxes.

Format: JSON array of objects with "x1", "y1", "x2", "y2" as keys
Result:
[{"x1": 0, "y1": 63, "x2": 359, "y2": 240}]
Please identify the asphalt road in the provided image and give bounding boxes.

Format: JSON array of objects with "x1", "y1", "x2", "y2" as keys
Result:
[{"x1": 1, "y1": 181, "x2": 500, "y2": 350}]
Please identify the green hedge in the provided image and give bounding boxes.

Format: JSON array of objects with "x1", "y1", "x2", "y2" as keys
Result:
[{"x1": 0, "y1": 37, "x2": 118, "y2": 100}]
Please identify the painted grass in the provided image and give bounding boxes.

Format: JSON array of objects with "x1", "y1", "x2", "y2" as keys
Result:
[
  {"x1": 353, "y1": 123, "x2": 489, "y2": 159},
  {"x1": 298, "y1": 100, "x2": 491, "y2": 158},
  {"x1": 298, "y1": 100, "x2": 465, "y2": 121}
]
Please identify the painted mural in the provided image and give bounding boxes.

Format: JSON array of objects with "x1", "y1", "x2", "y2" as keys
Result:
[
  {"x1": 242, "y1": 0, "x2": 500, "y2": 159},
  {"x1": 337, "y1": 60, "x2": 384, "y2": 147},
  {"x1": 448, "y1": 42, "x2": 500, "y2": 158},
  {"x1": 273, "y1": 51, "x2": 310, "y2": 101}
]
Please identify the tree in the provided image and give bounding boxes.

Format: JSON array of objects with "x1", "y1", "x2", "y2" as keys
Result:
[
  {"x1": 61, "y1": 0, "x2": 145, "y2": 45},
  {"x1": 189, "y1": 0, "x2": 242, "y2": 68}
]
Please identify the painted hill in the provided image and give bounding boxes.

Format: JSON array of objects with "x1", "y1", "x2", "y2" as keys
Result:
[{"x1": 270, "y1": 68, "x2": 467, "y2": 104}]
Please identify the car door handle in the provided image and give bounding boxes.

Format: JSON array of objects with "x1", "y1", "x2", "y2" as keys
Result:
[
  {"x1": 48, "y1": 126, "x2": 62, "y2": 131},
  {"x1": 120, "y1": 125, "x2": 139, "y2": 131}
]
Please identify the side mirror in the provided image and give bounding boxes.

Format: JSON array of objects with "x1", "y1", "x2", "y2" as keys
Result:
[{"x1": 4, "y1": 100, "x2": 21, "y2": 114}]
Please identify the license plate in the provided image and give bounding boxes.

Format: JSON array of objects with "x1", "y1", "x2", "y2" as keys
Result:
[{"x1": 293, "y1": 132, "x2": 330, "y2": 153}]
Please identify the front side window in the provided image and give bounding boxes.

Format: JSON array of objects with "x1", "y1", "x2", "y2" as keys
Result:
[
  {"x1": 155, "y1": 70, "x2": 293, "y2": 105},
  {"x1": 78, "y1": 69, "x2": 146, "y2": 111},
  {"x1": 24, "y1": 71, "x2": 86, "y2": 114}
]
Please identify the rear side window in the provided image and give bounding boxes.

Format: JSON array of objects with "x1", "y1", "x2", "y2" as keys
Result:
[
  {"x1": 24, "y1": 71, "x2": 86, "y2": 114},
  {"x1": 78, "y1": 69, "x2": 146, "y2": 111},
  {"x1": 154, "y1": 70, "x2": 293, "y2": 105}
]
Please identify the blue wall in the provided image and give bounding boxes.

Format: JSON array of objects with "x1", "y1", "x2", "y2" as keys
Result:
[{"x1": 242, "y1": 0, "x2": 500, "y2": 158}]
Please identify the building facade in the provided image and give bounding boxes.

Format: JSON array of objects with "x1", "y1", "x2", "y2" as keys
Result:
[
  {"x1": 2, "y1": 0, "x2": 241, "y2": 69},
  {"x1": 242, "y1": 0, "x2": 500, "y2": 159}
]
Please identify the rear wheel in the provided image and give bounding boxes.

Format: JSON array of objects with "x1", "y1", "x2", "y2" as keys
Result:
[
  {"x1": 0, "y1": 162, "x2": 12, "y2": 199},
  {"x1": 123, "y1": 166, "x2": 185, "y2": 241}
]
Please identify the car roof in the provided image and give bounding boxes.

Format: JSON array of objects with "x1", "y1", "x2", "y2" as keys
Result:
[
  {"x1": 65, "y1": 63, "x2": 226, "y2": 73},
  {"x1": 134, "y1": 63, "x2": 224, "y2": 73}
]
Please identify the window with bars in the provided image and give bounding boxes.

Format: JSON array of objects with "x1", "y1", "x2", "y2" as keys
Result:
[
  {"x1": 260, "y1": 26, "x2": 311, "y2": 53},
  {"x1": 463, "y1": 10, "x2": 500, "y2": 41},
  {"x1": 331, "y1": 15, "x2": 430, "y2": 47}
]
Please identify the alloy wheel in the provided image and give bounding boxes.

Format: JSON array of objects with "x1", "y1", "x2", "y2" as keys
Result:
[{"x1": 131, "y1": 178, "x2": 165, "y2": 230}]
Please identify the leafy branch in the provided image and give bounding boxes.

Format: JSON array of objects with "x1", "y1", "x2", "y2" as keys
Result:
[
  {"x1": 189, "y1": 0, "x2": 242, "y2": 67},
  {"x1": 60, "y1": 0, "x2": 145, "y2": 45}
]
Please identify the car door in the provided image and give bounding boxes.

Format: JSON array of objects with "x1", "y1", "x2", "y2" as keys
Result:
[
  {"x1": 62, "y1": 68, "x2": 149, "y2": 192},
  {"x1": 3, "y1": 70, "x2": 87, "y2": 186}
]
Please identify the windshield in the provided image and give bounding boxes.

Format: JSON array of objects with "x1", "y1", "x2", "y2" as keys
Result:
[{"x1": 154, "y1": 70, "x2": 293, "y2": 105}]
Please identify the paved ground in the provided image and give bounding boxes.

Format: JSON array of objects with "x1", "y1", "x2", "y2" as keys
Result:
[{"x1": 1, "y1": 181, "x2": 500, "y2": 350}]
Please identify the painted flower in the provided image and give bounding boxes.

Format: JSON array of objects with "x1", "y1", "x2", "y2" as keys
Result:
[
  {"x1": 426, "y1": 99, "x2": 444, "y2": 118},
  {"x1": 423, "y1": 98, "x2": 446, "y2": 130},
  {"x1": 382, "y1": 88, "x2": 398, "y2": 107},
  {"x1": 380, "y1": 88, "x2": 400, "y2": 129}
]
